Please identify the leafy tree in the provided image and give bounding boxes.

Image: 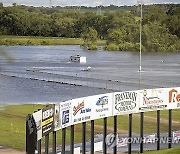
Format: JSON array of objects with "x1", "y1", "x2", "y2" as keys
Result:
[
  {"x1": 107, "y1": 28, "x2": 126, "y2": 44},
  {"x1": 143, "y1": 22, "x2": 179, "y2": 52},
  {"x1": 81, "y1": 27, "x2": 98, "y2": 50}
]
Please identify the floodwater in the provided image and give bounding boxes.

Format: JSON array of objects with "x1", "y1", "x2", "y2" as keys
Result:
[{"x1": 0, "y1": 45, "x2": 180, "y2": 104}]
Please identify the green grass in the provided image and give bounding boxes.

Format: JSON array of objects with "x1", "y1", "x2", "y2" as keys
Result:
[
  {"x1": 0, "y1": 35, "x2": 106, "y2": 46},
  {"x1": 0, "y1": 104, "x2": 89, "y2": 150},
  {"x1": 95, "y1": 110, "x2": 180, "y2": 134},
  {"x1": 133, "y1": 147, "x2": 180, "y2": 154},
  {"x1": 0, "y1": 104, "x2": 179, "y2": 150}
]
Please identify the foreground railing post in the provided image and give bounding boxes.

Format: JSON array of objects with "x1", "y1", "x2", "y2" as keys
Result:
[
  {"x1": 157, "y1": 110, "x2": 160, "y2": 150},
  {"x1": 45, "y1": 134, "x2": 49, "y2": 154},
  {"x1": 26, "y1": 114, "x2": 36, "y2": 154},
  {"x1": 82, "y1": 122, "x2": 86, "y2": 154},
  {"x1": 62, "y1": 128, "x2": 66, "y2": 154},
  {"x1": 140, "y1": 112, "x2": 144, "y2": 153},
  {"x1": 37, "y1": 109, "x2": 41, "y2": 154},
  {"x1": 91, "y1": 120, "x2": 94, "y2": 154},
  {"x1": 37, "y1": 139, "x2": 41, "y2": 154},
  {"x1": 128, "y1": 114, "x2": 132, "y2": 154},
  {"x1": 103, "y1": 117, "x2": 107, "y2": 154},
  {"x1": 52, "y1": 131, "x2": 56, "y2": 154},
  {"x1": 70, "y1": 125, "x2": 74, "y2": 154},
  {"x1": 168, "y1": 109, "x2": 172, "y2": 149},
  {"x1": 113, "y1": 115, "x2": 117, "y2": 154}
]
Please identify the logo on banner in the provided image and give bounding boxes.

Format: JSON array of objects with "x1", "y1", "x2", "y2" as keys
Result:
[
  {"x1": 62, "y1": 110, "x2": 69, "y2": 125},
  {"x1": 115, "y1": 92, "x2": 137, "y2": 112},
  {"x1": 169, "y1": 89, "x2": 180, "y2": 103},
  {"x1": 73, "y1": 100, "x2": 91, "y2": 123},
  {"x1": 73, "y1": 101, "x2": 91, "y2": 116},
  {"x1": 96, "y1": 96, "x2": 109, "y2": 112},
  {"x1": 143, "y1": 89, "x2": 163, "y2": 105},
  {"x1": 169, "y1": 89, "x2": 180, "y2": 108}
]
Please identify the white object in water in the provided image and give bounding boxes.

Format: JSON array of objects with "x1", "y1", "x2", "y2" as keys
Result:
[
  {"x1": 80, "y1": 57, "x2": 86, "y2": 64},
  {"x1": 83, "y1": 66, "x2": 91, "y2": 71}
]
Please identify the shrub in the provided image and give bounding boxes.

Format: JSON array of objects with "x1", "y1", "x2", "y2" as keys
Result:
[
  {"x1": 88, "y1": 44, "x2": 98, "y2": 50},
  {"x1": 104, "y1": 43, "x2": 119, "y2": 51}
]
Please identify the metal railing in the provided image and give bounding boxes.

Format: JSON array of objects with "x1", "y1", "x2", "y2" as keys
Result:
[{"x1": 26, "y1": 109, "x2": 177, "y2": 154}]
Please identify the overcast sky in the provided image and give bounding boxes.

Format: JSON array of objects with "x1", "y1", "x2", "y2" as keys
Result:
[{"x1": 1, "y1": 0, "x2": 179, "y2": 7}]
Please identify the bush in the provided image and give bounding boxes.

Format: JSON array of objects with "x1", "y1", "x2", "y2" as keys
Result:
[
  {"x1": 41, "y1": 40, "x2": 49, "y2": 45},
  {"x1": 27, "y1": 40, "x2": 32, "y2": 45},
  {"x1": 104, "y1": 43, "x2": 119, "y2": 51},
  {"x1": 88, "y1": 44, "x2": 98, "y2": 50}
]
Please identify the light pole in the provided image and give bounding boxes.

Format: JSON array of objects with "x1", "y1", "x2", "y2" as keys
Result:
[{"x1": 139, "y1": 0, "x2": 143, "y2": 72}]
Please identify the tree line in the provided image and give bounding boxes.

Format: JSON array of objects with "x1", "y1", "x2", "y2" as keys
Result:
[{"x1": 0, "y1": 4, "x2": 179, "y2": 52}]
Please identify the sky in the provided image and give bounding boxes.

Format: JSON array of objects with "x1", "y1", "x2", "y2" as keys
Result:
[{"x1": 1, "y1": 0, "x2": 179, "y2": 7}]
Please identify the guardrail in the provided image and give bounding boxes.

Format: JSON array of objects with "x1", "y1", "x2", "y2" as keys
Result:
[
  {"x1": 26, "y1": 87, "x2": 180, "y2": 154},
  {"x1": 1, "y1": 71, "x2": 180, "y2": 92}
]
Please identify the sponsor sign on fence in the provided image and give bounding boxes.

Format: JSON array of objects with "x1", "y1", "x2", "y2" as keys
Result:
[
  {"x1": 42, "y1": 105, "x2": 54, "y2": 136},
  {"x1": 32, "y1": 105, "x2": 54, "y2": 140},
  {"x1": 32, "y1": 87, "x2": 180, "y2": 139},
  {"x1": 54, "y1": 104, "x2": 61, "y2": 131},
  {"x1": 33, "y1": 110, "x2": 42, "y2": 141},
  {"x1": 113, "y1": 91, "x2": 139, "y2": 115},
  {"x1": 92, "y1": 93, "x2": 113, "y2": 120},
  {"x1": 139, "y1": 88, "x2": 167, "y2": 112},
  {"x1": 72, "y1": 96, "x2": 92, "y2": 125},
  {"x1": 60, "y1": 101, "x2": 72, "y2": 128}
]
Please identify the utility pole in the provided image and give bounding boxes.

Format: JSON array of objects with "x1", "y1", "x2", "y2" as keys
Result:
[{"x1": 139, "y1": 0, "x2": 142, "y2": 72}]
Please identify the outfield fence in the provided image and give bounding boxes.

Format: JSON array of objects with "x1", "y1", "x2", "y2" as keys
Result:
[{"x1": 26, "y1": 87, "x2": 180, "y2": 154}]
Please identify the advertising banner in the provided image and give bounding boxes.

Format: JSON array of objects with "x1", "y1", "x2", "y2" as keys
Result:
[
  {"x1": 54, "y1": 103, "x2": 61, "y2": 131},
  {"x1": 60, "y1": 101, "x2": 72, "y2": 128},
  {"x1": 173, "y1": 131, "x2": 180, "y2": 141},
  {"x1": 42, "y1": 105, "x2": 54, "y2": 136},
  {"x1": 167, "y1": 87, "x2": 180, "y2": 109},
  {"x1": 113, "y1": 90, "x2": 140, "y2": 115},
  {"x1": 33, "y1": 110, "x2": 42, "y2": 141},
  {"x1": 139, "y1": 88, "x2": 168, "y2": 112},
  {"x1": 91, "y1": 93, "x2": 113, "y2": 120},
  {"x1": 72, "y1": 96, "x2": 92, "y2": 125}
]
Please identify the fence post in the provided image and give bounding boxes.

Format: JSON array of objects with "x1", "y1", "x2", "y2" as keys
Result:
[
  {"x1": 52, "y1": 131, "x2": 56, "y2": 154},
  {"x1": 26, "y1": 114, "x2": 37, "y2": 154},
  {"x1": 82, "y1": 122, "x2": 86, "y2": 154},
  {"x1": 37, "y1": 139, "x2": 41, "y2": 154},
  {"x1": 128, "y1": 114, "x2": 132, "y2": 154},
  {"x1": 113, "y1": 115, "x2": 117, "y2": 154},
  {"x1": 157, "y1": 110, "x2": 160, "y2": 150},
  {"x1": 103, "y1": 117, "x2": 107, "y2": 154},
  {"x1": 91, "y1": 120, "x2": 94, "y2": 154},
  {"x1": 45, "y1": 134, "x2": 49, "y2": 154},
  {"x1": 168, "y1": 109, "x2": 172, "y2": 149},
  {"x1": 37, "y1": 109, "x2": 41, "y2": 154},
  {"x1": 70, "y1": 125, "x2": 74, "y2": 154},
  {"x1": 62, "y1": 128, "x2": 66, "y2": 154},
  {"x1": 140, "y1": 112, "x2": 144, "y2": 153}
]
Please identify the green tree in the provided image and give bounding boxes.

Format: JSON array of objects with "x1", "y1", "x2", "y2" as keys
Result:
[
  {"x1": 143, "y1": 22, "x2": 179, "y2": 52},
  {"x1": 81, "y1": 27, "x2": 98, "y2": 50},
  {"x1": 107, "y1": 28, "x2": 126, "y2": 44}
]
